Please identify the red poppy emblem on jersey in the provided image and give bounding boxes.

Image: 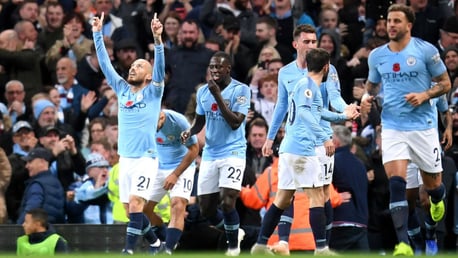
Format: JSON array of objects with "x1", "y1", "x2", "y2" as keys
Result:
[
  {"x1": 211, "y1": 103, "x2": 218, "y2": 111},
  {"x1": 156, "y1": 137, "x2": 164, "y2": 144},
  {"x1": 393, "y1": 63, "x2": 400, "y2": 72},
  {"x1": 125, "y1": 100, "x2": 134, "y2": 107}
]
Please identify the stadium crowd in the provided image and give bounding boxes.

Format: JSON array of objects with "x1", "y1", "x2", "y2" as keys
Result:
[{"x1": 0, "y1": 0, "x2": 458, "y2": 255}]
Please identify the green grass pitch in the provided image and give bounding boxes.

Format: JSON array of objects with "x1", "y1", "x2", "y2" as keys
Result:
[{"x1": 2, "y1": 252, "x2": 458, "y2": 257}]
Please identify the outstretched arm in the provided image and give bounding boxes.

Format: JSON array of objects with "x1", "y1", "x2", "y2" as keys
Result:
[{"x1": 151, "y1": 13, "x2": 165, "y2": 86}]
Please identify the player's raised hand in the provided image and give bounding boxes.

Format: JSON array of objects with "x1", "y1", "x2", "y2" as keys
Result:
[
  {"x1": 91, "y1": 12, "x2": 105, "y2": 33},
  {"x1": 151, "y1": 13, "x2": 163, "y2": 39}
]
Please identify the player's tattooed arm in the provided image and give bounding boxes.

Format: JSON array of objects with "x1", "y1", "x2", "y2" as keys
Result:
[{"x1": 428, "y1": 72, "x2": 451, "y2": 99}]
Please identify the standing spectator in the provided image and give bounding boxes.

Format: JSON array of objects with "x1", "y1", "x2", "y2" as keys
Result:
[
  {"x1": 218, "y1": 16, "x2": 255, "y2": 82},
  {"x1": 245, "y1": 118, "x2": 272, "y2": 178},
  {"x1": 76, "y1": 40, "x2": 114, "y2": 92},
  {"x1": 36, "y1": 2, "x2": 65, "y2": 55},
  {"x1": 53, "y1": 57, "x2": 90, "y2": 119},
  {"x1": 92, "y1": 12, "x2": 165, "y2": 254},
  {"x1": 165, "y1": 20, "x2": 214, "y2": 114},
  {"x1": 17, "y1": 147, "x2": 65, "y2": 224},
  {"x1": 361, "y1": 4, "x2": 451, "y2": 255},
  {"x1": 252, "y1": 74, "x2": 278, "y2": 126},
  {"x1": 0, "y1": 147, "x2": 12, "y2": 224},
  {"x1": 444, "y1": 46, "x2": 458, "y2": 105},
  {"x1": 199, "y1": 0, "x2": 257, "y2": 48},
  {"x1": 0, "y1": 28, "x2": 44, "y2": 104},
  {"x1": 0, "y1": 0, "x2": 39, "y2": 31},
  {"x1": 16, "y1": 208, "x2": 68, "y2": 255},
  {"x1": 113, "y1": 39, "x2": 139, "y2": 80},
  {"x1": 254, "y1": 16, "x2": 294, "y2": 66},
  {"x1": 181, "y1": 51, "x2": 251, "y2": 256},
  {"x1": 45, "y1": 12, "x2": 93, "y2": 84},
  {"x1": 6, "y1": 121, "x2": 37, "y2": 224},
  {"x1": 410, "y1": 0, "x2": 445, "y2": 46},
  {"x1": 145, "y1": 109, "x2": 199, "y2": 254},
  {"x1": 330, "y1": 125, "x2": 369, "y2": 251},
  {"x1": 90, "y1": 0, "x2": 131, "y2": 43}
]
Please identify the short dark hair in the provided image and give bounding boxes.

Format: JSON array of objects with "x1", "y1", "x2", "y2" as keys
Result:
[
  {"x1": 26, "y1": 208, "x2": 49, "y2": 228},
  {"x1": 293, "y1": 24, "x2": 316, "y2": 40},
  {"x1": 63, "y1": 11, "x2": 86, "y2": 26},
  {"x1": 248, "y1": 117, "x2": 268, "y2": 134},
  {"x1": 222, "y1": 16, "x2": 240, "y2": 33},
  {"x1": 388, "y1": 4, "x2": 415, "y2": 24},
  {"x1": 306, "y1": 48, "x2": 330, "y2": 73},
  {"x1": 256, "y1": 16, "x2": 278, "y2": 30}
]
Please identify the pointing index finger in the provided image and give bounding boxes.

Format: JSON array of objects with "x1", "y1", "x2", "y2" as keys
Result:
[
  {"x1": 154, "y1": 12, "x2": 157, "y2": 21},
  {"x1": 101, "y1": 12, "x2": 105, "y2": 23}
]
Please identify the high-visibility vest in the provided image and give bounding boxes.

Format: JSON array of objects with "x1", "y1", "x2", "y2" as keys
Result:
[
  {"x1": 17, "y1": 233, "x2": 62, "y2": 255},
  {"x1": 240, "y1": 157, "x2": 343, "y2": 250}
]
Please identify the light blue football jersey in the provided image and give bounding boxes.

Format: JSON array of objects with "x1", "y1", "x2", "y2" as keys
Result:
[
  {"x1": 94, "y1": 31, "x2": 165, "y2": 158},
  {"x1": 280, "y1": 77, "x2": 328, "y2": 156},
  {"x1": 156, "y1": 109, "x2": 198, "y2": 170},
  {"x1": 268, "y1": 61, "x2": 347, "y2": 141},
  {"x1": 195, "y1": 79, "x2": 251, "y2": 161},
  {"x1": 367, "y1": 37, "x2": 447, "y2": 131}
]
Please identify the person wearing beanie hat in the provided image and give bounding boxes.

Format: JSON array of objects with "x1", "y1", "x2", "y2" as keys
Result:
[
  {"x1": 67, "y1": 152, "x2": 112, "y2": 224},
  {"x1": 33, "y1": 99, "x2": 55, "y2": 121}
]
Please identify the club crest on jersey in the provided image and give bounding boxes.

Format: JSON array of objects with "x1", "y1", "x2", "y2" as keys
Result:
[
  {"x1": 236, "y1": 96, "x2": 247, "y2": 104},
  {"x1": 392, "y1": 63, "x2": 400, "y2": 72},
  {"x1": 224, "y1": 99, "x2": 230, "y2": 107},
  {"x1": 406, "y1": 56, "x2": 416, "y2": 66},
  {"x1": 431, "y1": 53, "x2": 441, "y2": 64},
  {"x1": 211, "y1": 103, "x2": 218, "y2": 111},
  {"x1": 156, "y1": 137, "x2": 164, "y2": 144},
  {"x1": 167, "y1": 135, "x2": 175, "y2": 141},
  {"x1": 304, "y1": 89, "x2": 313, "y2": 98}
]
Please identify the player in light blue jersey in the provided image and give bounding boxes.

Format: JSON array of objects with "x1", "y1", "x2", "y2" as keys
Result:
[
  {"x1": 92, "y1": 13, "x2": 166, "y2": 254},
  {"x1": 252, "y1": 48, "x2": 338, "y2": 256},
  {"x1": 143, "y1": 109, "x2": 199, "y2": 255},
  {"x1": 260, "y1": 24, "x2": 358, "y2": 256},
  {"x1": 361, "y1": 4, "x2": 452, "y2": 256},
  {"x1": 181, "y1": 51, "x2": 251, "y2": 256}
]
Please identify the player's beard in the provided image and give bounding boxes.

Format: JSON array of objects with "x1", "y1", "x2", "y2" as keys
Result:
[
  {"x1": 389, "y1": 29, "x2": 408, "y2": 42},
  {"x1": 127, "y1": 77, "x2": 143, "y2": 87}
]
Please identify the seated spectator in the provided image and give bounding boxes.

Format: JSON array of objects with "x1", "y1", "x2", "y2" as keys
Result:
[
  {"x1": 17, "y1": 147, "x2": 66, "y2": 224},
  {"x1": 0, "y1": 147, "x2": 11, "y2": 224},
  {"x1": 16, "y1": 208, "x2": 68, "y2": 255},
  {"x1": 67, "y1": 152, "x2": 112, "y2": 224}
]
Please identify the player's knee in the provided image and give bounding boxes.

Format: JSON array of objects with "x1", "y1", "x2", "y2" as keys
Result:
[
  {"x1": 129, "y1": 196, "x2": 146, "y2": 212},
  {"x1": 170, "y1": 198, "x2": 186, "y2": 213}
]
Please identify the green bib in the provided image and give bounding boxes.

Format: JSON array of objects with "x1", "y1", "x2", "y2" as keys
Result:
[{"x1": 17, "y1": 233, "x2": 61, "y2": 256}]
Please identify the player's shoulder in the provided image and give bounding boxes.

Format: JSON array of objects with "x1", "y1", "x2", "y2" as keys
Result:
[
  {"x1": 279, "y1": 61, "x2": 297, "y2": 74},
  {"x1": 230, "y1": 78, "x2": 250, "y2": 89},
  {"x1": 369, "y1": 42, "x2": 389, "y2": 57},
  {"x1": 410, "y1": 37, "x2": 436, "y2": 50}
]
